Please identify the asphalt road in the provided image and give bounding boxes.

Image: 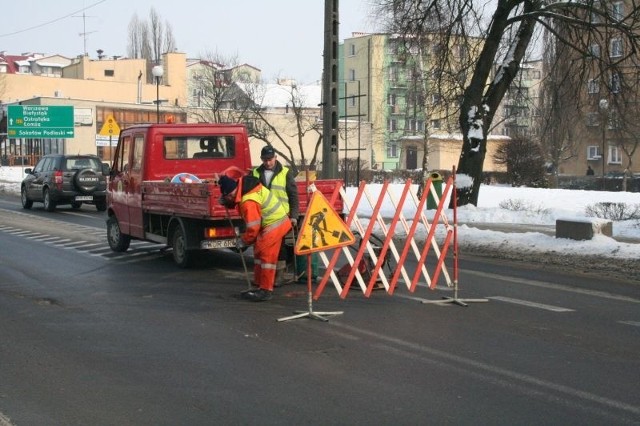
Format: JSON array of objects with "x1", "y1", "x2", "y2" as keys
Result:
[{"x1": 0, "y1": 195, "x2": 639, "y2": 425}]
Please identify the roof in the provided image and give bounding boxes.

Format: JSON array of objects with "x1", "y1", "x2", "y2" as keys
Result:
[{"x1": 236, "y1": 82, "x2": 321, "y2": 109}]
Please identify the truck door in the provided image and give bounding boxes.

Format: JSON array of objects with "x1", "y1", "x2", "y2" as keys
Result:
[
  {"x1": 126, "y1": 134, "x2": 145, "y2": 237},
  {"x1": 110, "y1": 133, "x2": 145, "y2": 238},
  {"x1": 109, "y1": 135, "x2": 133, "y2": 234}
]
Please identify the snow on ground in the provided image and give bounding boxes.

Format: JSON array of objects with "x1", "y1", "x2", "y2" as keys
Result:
[{"x1": 2, "y1": 165, "x2": 639, "y2": 260}]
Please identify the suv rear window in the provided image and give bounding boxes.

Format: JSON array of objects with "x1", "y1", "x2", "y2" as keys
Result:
[{"x1": 65, "y1": 157, "x2": 102, "y2": 171}]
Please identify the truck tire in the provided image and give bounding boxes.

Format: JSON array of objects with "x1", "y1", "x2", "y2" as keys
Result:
[
  {"x1": 107, "y1": 216, "x2": 131, "y2": 252},
  {"x1": 171, "y1": 226, "x2": 192, "y2": 268}
]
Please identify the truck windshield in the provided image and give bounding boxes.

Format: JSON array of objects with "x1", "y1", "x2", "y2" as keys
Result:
[{"x1": 163, "y1": 136, "x2": 235, "y2": 159}]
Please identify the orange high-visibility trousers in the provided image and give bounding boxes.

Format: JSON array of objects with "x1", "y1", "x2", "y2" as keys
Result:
[{"x1": 253, "y1": 218, "x2": 292, "y2": 291}]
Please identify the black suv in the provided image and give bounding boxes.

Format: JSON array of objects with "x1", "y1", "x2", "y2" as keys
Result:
[{"x1": 21, "y1": 154, "x2": 110, "y2": 212}]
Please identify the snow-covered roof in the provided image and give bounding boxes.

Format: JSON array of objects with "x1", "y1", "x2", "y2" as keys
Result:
[{"x1": 237, "y1": 82, "x2": 321, "y2": 109}]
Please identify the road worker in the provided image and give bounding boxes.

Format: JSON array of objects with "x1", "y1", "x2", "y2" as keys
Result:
[
  {"x1": 251, "y1": 145, "x2": 299, "y2": 286},
  {"x1": 218, "y1": 174, "x2": 292, "y2": 301}
]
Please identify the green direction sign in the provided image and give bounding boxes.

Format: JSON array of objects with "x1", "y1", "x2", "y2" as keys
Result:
[{"x1": 7, "y1": 105, "x2": 75, "y2": 138}]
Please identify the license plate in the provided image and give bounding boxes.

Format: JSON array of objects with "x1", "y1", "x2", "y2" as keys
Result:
[
  {"x1": 75, "y1": 196, "x2": 93, "y2": 201},
  {"x1": 200, "y1": 239, "x2": 236, "y2": 249}
]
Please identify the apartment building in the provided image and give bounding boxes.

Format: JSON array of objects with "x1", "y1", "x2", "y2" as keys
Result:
[
  {"x1": 340, "y1": 32, "x2": 507, "y2": 173},
  {"x1": 552, "y1": 0, "x2": 640, "y2": 179}
]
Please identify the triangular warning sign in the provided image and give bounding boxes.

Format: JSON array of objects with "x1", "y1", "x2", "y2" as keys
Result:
[
  {"x1": 99, "y1": 114, "x2": 121, "y2": 137},
  {"x1": 295, "y1": 191, "x2": 355, "y2": 255}
]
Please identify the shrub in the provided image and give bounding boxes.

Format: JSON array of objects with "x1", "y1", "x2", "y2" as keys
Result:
[{"x1": 585, "y1": 202, "x2": 640, "y2": 220}]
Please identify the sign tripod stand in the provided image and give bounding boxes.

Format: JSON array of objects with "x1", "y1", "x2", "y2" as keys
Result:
[{"x1": 277, "y1": 256, "x2": 343, "y2": 322}]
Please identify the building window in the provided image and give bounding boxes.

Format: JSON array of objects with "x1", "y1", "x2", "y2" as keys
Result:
[
  {"x1": 610, "y1": 72, "x2": 621, "y2": 93},
  {"x1": 609, "y1": 145, "x2": 622, "y2": 164},
  {"x1": 104, "y1": 69, "x2": 115, "y2": 77},
  {"x1": 349, "y1": 43, "x2": 356, "y2": 56},
  {"x1": 388, "y1": 66, "x2": 398, "y2": 82},
  {"x1": 612, "y1": 1, "x2": 624, "y2": 22},
  {"x1": 587, "y1": 79, "x2": 600, "y2": 94},
  {"x1": 387, "y1": 142, "x2": 399, "y2": 158},
  {"x1": 348, "y1": 96, "x2": 356, "y2": 107},
  {"x1": 387, "y1": 93, "x2": 396, "y2": 106},
  {"x1": 586, "y1": 112, "x2": 600, "y2": 127},
  {"x1": 587, "y1": 145, "x2": 601, "y2": 160},
  {"x1": 610, "y1": 38, "x2": 623, "y2": 58},
  {"x1": 430, "y1": 119, "x2": 441, "y2": 130},
  {"x1": 387, "y1": 119, "x2": 397, "y2": 132},
  {"x1": 407, "y1": 119, "x2": 424, "y2": 132},
  {"x1": 589, "y1": 43, "x2": 600, "y2": 58},
  {"x1": 348, "y1": 69, "x2": 355, "y2": 81}
]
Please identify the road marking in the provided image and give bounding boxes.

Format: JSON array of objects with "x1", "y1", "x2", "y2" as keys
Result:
[
  {"x1": 487, "y1": 296, "x2": 574, "y2": 312},
  {"x1": 618, "y1": 321, "x2": 640, "y2": 327},
  {"x1": 465, "y1": 269, "x2": 640, "y2": 303}
]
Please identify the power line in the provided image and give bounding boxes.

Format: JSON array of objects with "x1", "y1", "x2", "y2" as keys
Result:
[{"x1": 0, "y1": 0, "x2": 106, "y2": 38}]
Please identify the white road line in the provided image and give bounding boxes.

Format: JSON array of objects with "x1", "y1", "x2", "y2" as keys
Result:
[
  {"x1": 618, "y1": 321, "x2": 640, "y2": 327},
  {"x1": 0, "y1": 411, "x2": 14, "y2": 426},
  {"x1": 487, "y1": 296, "x2": 575, "y2": 312},
  {"x1": 466, "y1": 270, "x2": 640, "y2": 303}
]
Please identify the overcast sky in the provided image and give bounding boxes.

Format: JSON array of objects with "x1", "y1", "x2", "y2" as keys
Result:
[{"x1": 1, "y1": 0, "x2": 376, "y2": 84}]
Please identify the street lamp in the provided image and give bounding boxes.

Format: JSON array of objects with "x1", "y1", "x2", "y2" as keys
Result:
[
  {"x1": 599, "y1": 98, "x2": 608, "y2": 190},
  {"x1": 152, "y1": 65, "x2": 164, "y2": 123}
]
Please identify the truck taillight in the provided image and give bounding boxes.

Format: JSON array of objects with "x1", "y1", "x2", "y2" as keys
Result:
[
  {"x1": 54, "y1": 170, "x2": 63, "y2": 189},
  {"x1": 205, "y1": 226, "x2": 236, "y2": 238}
]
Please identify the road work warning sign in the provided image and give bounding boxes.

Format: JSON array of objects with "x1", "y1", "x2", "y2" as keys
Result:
[{"x1": 295, "y1": 191, "x2": 355, "y2": 255}]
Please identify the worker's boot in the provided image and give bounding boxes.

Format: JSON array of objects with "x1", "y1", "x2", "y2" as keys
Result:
[{"x1": 274, "y1": 260, "x2": 288, "y2": 287}]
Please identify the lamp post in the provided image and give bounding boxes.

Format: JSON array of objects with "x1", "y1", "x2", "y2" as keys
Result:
[
  {"x1": 599, "y1": 98, "x2": 608, "y2": 190},
  {"x1": 152, "y1": 65, "x2": 164, "y2": 123}
]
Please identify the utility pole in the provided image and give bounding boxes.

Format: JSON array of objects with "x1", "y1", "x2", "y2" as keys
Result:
[{"x1": 321, "y1": 0, "x2": 339, "y2": 179}]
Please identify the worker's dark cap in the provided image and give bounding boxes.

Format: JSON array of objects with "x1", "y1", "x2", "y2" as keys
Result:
[
  {"x1": 260, "y1": 145, "x2": 276, "y2": 160},
  {"x1": 218, "y1": 175, "x2": 238, "y2": 196}
]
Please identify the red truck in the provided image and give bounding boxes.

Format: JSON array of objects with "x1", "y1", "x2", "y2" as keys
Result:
[{"x1": 106, "y1": 123, "x2": 342, "y2": 267}]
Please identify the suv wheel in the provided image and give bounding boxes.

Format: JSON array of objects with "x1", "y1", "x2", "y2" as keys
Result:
[
  {"x1": 21, "y1": 186, "x2": 33, "y2": 209},
  {"x1": 107, "y1": 216, "x2": 131, "y2": 252},
  {"x1": 71, "y1": 201, "x2": 82, "y2": 209},
  {"x1": 43, "y1": 188, "x2": 56, "y2": 212},
  {"x1": 74, "y1": 168, "x2": 100, "y2": 193},
  {"x1": 95, "y1": 198, "x2": 107, "y2": 212}
]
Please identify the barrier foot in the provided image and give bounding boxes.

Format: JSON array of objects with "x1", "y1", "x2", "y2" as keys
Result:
[
  {"x1": 421, "y1": 296, "x2": 489, "y2": 307},
  {"x1": 277, "y1": 289, "x2": 343, "y2": 322},
  {"x1": 420, "y1": 282, "x2": 488, "y2": 307}
]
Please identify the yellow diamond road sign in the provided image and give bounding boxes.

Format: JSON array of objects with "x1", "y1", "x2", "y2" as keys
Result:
[
  {"x1": 99, "y1": 114, "x2": 120, "y2": 137},
  {"x1": 295, "y1": 191, "x2": 355, "y2": 255}
]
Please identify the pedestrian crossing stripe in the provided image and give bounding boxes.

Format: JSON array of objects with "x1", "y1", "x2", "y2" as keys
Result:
[{"x1": 295, "y1": 191, "x2": 355, "y2": 255}]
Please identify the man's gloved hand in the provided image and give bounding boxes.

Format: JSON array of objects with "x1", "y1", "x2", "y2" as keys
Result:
[{"x1": 290, "y1": 218, "x2": 298, "y2": 227}]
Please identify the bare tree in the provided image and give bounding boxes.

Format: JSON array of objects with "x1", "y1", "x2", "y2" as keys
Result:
[
  {"x1": 373, "y1": 0, "x2": 640, "y2": 206},
  {"x1": 537, "y1": 31, "x2": 581, "y2": 186},
  {"x1": 126, "y1": 7, "x2": 176, "y2": 82},
  {"x1": 242, "y1": 83, "x2": 323, "y2": 175},
  {"x1": 187, "y1": 51, "x2": 255, "y2": 124}
]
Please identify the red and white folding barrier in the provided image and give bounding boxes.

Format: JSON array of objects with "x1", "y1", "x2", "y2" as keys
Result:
[{"x1": 313, "y1": 173, "x2": 456, "y2": 300}]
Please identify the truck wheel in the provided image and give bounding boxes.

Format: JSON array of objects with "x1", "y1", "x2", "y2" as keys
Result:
[
  {"x1": 107, "y1": 216, "x2": 131, "y2": 252},
  {"x1": 43, "y1": 188, "x2": 56, "y2": 212},
  {"x1": 172, "y1": 226, "x2": 192, "y2": 268}
]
